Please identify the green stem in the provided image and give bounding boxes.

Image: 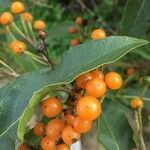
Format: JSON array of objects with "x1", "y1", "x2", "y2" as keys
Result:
[
  {"x1": 6, "y1": 26, "x2": 16, "y2": 40},
  {"x1": 140, "y1": 84, "x2": 149, "y2": 98}
]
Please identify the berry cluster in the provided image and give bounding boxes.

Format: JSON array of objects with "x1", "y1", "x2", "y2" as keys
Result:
[
  {"x1": 0, "y1": 1, "x2": 46, "y2": 54},
  {"x1": 18, "y1": 69, "x2": 123, "y2": 150}
]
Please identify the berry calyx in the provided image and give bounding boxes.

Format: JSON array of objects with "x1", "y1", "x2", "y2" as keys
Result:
[
  {"x1": 70, "y1": 38, "x2": 80, "y2": 47},
  {"x1": 76, "y1": 96, "x2": 101, "y2": 121},
  {"x1": 41, "y1": 136, "x2": 55, "y2": 150},
  {"x1": 0, "y1": 12, "x2": 13, "y2": 25},
  {"x1": 105, "y1": 72, "x2": 123, "y2": 90},
  {"x1": 33, "y1": 122, "x2": 45, "y2": 136},
  {"x1": 73, "y1": 116, "x2": 92, "y2": 133},
  {"x1": 76, "y1": 72, "x2": 93, "y2": 89},
  {"x1": 130, "y1": 97, "x2": 144, "y2": 109},
  {"x1": 56, "y1": 143, "x2": 70, "y2": 150},
  {"x1": 86, "y1": 78, "x2": 107, "y2": 98},
  {"x1": 22, "y1": 12, "x2": 33, "y2": 22},
  {"x1": 91, "y1": 29, "x2": 106, "y2": 40},
  {"x1": 62, "y1": 125, "x2": 81, "y2": 145},
  {"x1": 11, "y1": 2, "x2": 25, "y2": 14},
  {"x1": 46, "y1": 119, "x2": 65, "y2": 140},
  {"x1": 10, "y1": 40, "x2": 26, "y2": 54},
  {"x1": 34, "y1": 20, "x2": 46, "y2": 30},
  {"x1": 41, "y1": 97, "x2": 62, "y2": 118}
]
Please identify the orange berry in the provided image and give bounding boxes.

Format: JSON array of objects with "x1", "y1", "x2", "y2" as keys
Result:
[
  {"x1": 86, "y1": 78, "x2": 107, "y2": 98},
  {"x1": 105, "y1": 72, "x2": 123, "y2": 90},
  {"x1": 33, "y1": 122, "x2": 45, "y2": 136},
  {"x1": 76, "y1": 72, "x2": 93, "y2": 89},
  {"x1": 69, "y1": 27, "x2": 77, "y2": 33},
  {"x1": 75, "y1": 16, "x2": 83, "y2": 25},
  {"x1": 130, "y1": 98, "x2": 144, "y2": 109},
  {"x1": 91, "y1": 29, "x2": 106, "y2": 40},
  {"x1": 41, "y1": 97, "x2": 62, "y2": 118},
  {"x1": 56, "y1": 143, "x2": 70, "y2": 150},
  {"x1": 0, "y1": 12, "x2": 13, "y2": 25},
  {"x1": 127, "y1": 67, "x2": 135, "y2": 76},
  {"x1": 46, "y1": 119, "x2": 65, "y2": 140},
  {"x1": 18, "y1": 143, "x2": 30, "y2": 150},
  {"x1": 34, "y1": 20, "x2": 46, "y2": 30},
  {"x1": 66, "y1": 114, "x2": 74, "y2": 125},
  {"x1": 62, "y1": 125, "x2": 81, "y2": 145},
  {"x1": 22, "y1": 12, "x2": 33, "y2": 22},
  {"x1": 10, "y1": 40, "x2": 26, "y2": 54},
  {"x1": 73, "y1": 116, "x2": 92, "y2": 133},
  {"x1": 76, "y1": 96, "x2": 101, "y2": 121},
  {"x1": 92, "y1": 69, "x2": 104, "y2": 80},
  {"x1": 11, "y1": 2, "x2": 25, "y2": 14},
  {"x1": 70, "y1": 39, "x2": 80, "y2": 47},
  {"x1": 41, "y1": 136, "x2": 55, "y2": 150}
]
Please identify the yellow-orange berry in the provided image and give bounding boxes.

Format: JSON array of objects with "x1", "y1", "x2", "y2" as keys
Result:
[
  {"x1": 41, "y1": 136, "x2": 55, "y2": 150},
  {"x1": 91, "y1": 29, "x2": 106, "y2": 40},
  {"x1": 0, "y1": 12, "x2": 13, "y2": 25},
  {"x1": 22, "y1": 12, "x2": 33, "y2": 22},
  {"x1": 34, "y1": 20, "x2": 46, "y2": 30},
  {"x1": 105, "y1": 72, "x2": 123, "y2": 90},
  {"x1": 92, "y1": 69, "x2": 104, "y2": 80},
  {"x1": 10, "y1": 40, "x2": 26, "y2": 54},
  {"x1": 75, "y1": 16, "x2": 83, "y2": 25},
  {"x1": 73, "y1": 116, "x2": 92, "y2": 133},
  {"x1": 56, "y1": 143, "x2": 70, "y2": 150},
  {"x1": 76, "y1": 96, "x2": 101, "y2": 121},
  {"x1": 62, "y1": 125, "x2": 81, "y2": 145},
  {"x1": 11, "y1": 2, "x2": 25, "y2": 14},
  {"x1": 70, "y1": 39, "x2": 80, "y2": 47},
  {"x1": 130, "y1": 98, "x2": 144, "y2": 109},
  {"x1": 33, "y1": 122, "x2": 45, "y2": 136}
]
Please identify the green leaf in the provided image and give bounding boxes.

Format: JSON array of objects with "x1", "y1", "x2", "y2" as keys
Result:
[
  {"x1": 120, "y1": 0, "x2": 150, "y2": 59},
  {"x1": 0, "y1": 36, "x2": 148, "y2": 142},
  {"x1": 97, "y1": 99, "x2": 135, "y2": 150}
]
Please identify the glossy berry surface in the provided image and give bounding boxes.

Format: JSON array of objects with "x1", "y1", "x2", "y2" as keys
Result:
[
  {"x1": 62, "y1": 125, "x2": 81, "y2": 145},
  {"x1": 73, "y1": 116, "x2": 92, "y2": 133},
  {"x1": 46, "y1": 119, "x2": 65, "y2": 140},
  {"x1": 56, "y1": 143, "x2": 70, "y2": 150},
  {"x1": 41, "y1": 136, "x2": 55, "y2": 150},
  {"x1": 92, "y1": 69, "x2": 104, "y2": 80},
  {"x1": 105, "y1": 72, "x2": 123, "y2": 90},
  {"x1": 91, "y1": 29, "x2": 106, "y2": 40},
  {"x1": 86, "y1": 78, "x2": 107, "y2": 98},
  {"x1": 33, "y1": 122, "x2": 45, "y2": 136},
  {"x1": 11, "y1": 2, "x2": 25, "y2": 14},
  {"x1": 41, "y1": 97, "x2": 62, "y2": 118},
  {"x1": 76, "y1": 96, "x2": 101, "y2": 121}
]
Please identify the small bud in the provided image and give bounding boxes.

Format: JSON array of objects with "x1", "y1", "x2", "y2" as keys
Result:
[{"x1": 38, "y1": 30, "x2": 48, "y2": 40}]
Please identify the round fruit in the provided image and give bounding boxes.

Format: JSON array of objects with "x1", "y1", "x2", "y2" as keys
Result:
[
  {"x1": 33, "y1": 122, "x2": 45, "y2": 136},
  {"x1": 76, "y1": 96, "x2": 101, "y2": 121},
  {"x1": 105, "y1": 72, "x2": 123, "y2": 90},
  {"x1": 66, "y1": 114, "x2": 74, "y2": 125},
  {"x1": 75, "y1": 16, "x2": 83, "y2": 25},
  {"x1": 56, "y1": 143, "x2": 70, "y2": 150},
  {"x1": 73, "y1": 116, "x2": 92, "y2": 133},
  {"x1": 22, "y1": 12, "x2": 33, "y2": 22},
  {"x1": 91, "y1": 29, "x2": 106, "y2": 40},
  {"x1": 76, "y1": 72, "x2": 93, "y2": 89},
  {"x1": 46, "y1": 119, "x2": 65, "y2": 140},
  {"x1": 0, "y1": 12, "x2": 13, "y2": 25},
  {"x1": 34, "y1": 20, "x2": 46, "y2": 30},
  {"x1": 62, "y1": 125, "x2": 81, "y2": 145},
  {"x1": 130, "y1": 98, "x2": 144, "y2": 109},
  {"x1": 10, "y1": 40, "x2": 26, "y2": 54},
  {"x1": 41, "y1": 136, "x2": 55, "y2": 150},
  {"x1": 92, "y1": 69, "x2": 104, "y2": 80},
  {"x1": 69, "y1": 27, "x2": 77, "y2": 33},
  {"x1": 11, "y1": 2, "x2": 25, "y2": 14},
  {"x1": 41, "y1": 97, "x2": 62, "y2": 118},
  {"x1": 70, "y1": 39, "x2": 80, "y2": 47},
  {"x1": 127, "y1": 67, "x2": 135, "y2": 76},
  {"x1": 86, "y1": 78, "x2": 107, "y2": 98},
  {"x1": 18, "y1": 143, "x2": 29, "y2": 150}
]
